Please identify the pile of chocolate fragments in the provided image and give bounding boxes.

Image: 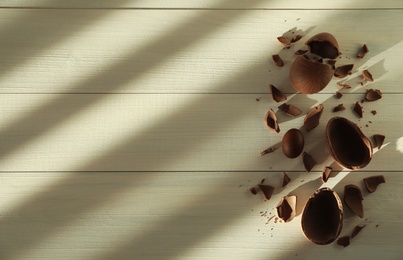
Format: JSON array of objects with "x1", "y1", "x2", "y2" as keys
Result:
[{"x1": 250, "y1": 32, "x2": 386, "y2": 247}]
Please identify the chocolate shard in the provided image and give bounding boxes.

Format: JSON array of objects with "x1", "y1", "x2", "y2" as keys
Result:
[
  {"x1": 277, "y1": 36, "x2": 291, "y2": 47},
  {"x1": 333, "y1": 104, "x2": 345, "y2": 112},
  {"x1": 363, "y1": 175, "x2": 385, "y2": 193},
  {"x1": 344, "y1": 184, "x2": 364, "y2": 218},
  {"x1": 372, "y1": 134, "x2": 385, "y2": 149},
  {"x1": 278, "y1": 103, "x2": 302, "y2": 117},
  {"x1": 265, "y1": 109, "x2": 280, "y2": 133},
  {"x1": 272, "y1": 54, "x2": 284, "y2": 67},
  {"x1": 362, "y1": 69, "x2": 374, "y2": 82},
  {"x1": 260, "y1": 146, "x2": 277, "y2": 156},
  {"x1": 303, "y1": 152, "x2": 317, "y2": 172},
  {"x1": 337, "y1": 236, "x2": 350, "y2": 247},
  {"x1": 335, "y1": 91, "x2": 343, "y2": 99},
  {"x1": 258, "y1": 184, "x2": 275, "y2": 200},
  {"x1": 295, "y1": 49, "x2": 308, "y2": 55},
  {"x1": 291, "y1": 35, "x2": 302, "y2": 43},
  {"x1": 365, "y1": 89, "x2": 382, "y2": 101},
  {"x1": 282, "y1": 172, "x2": 291, "y2": 188},
  {"x1": 304, "y1": 104, "x2": 324, "y2": 131},
  {"x1": 276, "y1": 195, "x2": 297, "y2": 222},
  {"x1": 336, "y1": 82, "x2": 352, "y2": 89},
  {"x1": 270, "y1": 84, "x2": 287, "y2": 102},
  {"x1": 357, "y1": 44, "x2": 369, "y2": 58},
  {"x1": 351, "y1": 225, "x2": 365, "y2": 238},
  {"x1": 334, "y1": 64, "x2": 354, "y2": 78},
  {"x1": 322, "y1": 166, "x2": 332, "y2": 183},
  {"x1": 353, "y1": 101, "x2": 363, "y2": 118}
]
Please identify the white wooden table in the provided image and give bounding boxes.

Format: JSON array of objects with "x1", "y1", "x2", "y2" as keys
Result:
[{"x1": 1, "y1": 1, "x2": 403, "y2": 259}]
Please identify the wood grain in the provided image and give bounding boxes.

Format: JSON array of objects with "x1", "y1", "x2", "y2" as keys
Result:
[{"x1": 0, "y1": 9, "x2": 402, "y2": 94}]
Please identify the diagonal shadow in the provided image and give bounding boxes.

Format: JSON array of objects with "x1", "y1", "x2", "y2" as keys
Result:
[
  {"x1": 0, "y1": 0, "x2": 134, "y2": 82},
  {"x1": 0, "y1": 0, "x2": 267, "y2": 162}
]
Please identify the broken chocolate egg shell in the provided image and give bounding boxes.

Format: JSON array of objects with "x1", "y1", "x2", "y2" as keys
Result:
[
  {"x1": 363, "y1": 175, "x2": 385, "y2": 193},
  {"x1": 305, "y1": 32, "x2": 340, "y2": 59},
  {"x1": 322, "y1": 166, "x2": 332, "y2": 183},
  {"x1": 258, "y1": 184, "x2": 275, "y2": 200},
  {"x1": 301, "y1": 188, "x2": 343, "y2": 245},
  {"x1": 344, "y1": 184, "x2": 364, "y2": 218},
  {"x1": 337, "y1": 236, "x2": 350, "y2": 247},
  {"x1": 270, "y1": 84, "x2": 287, "y2": 102},
  {"x1": 264, "y1": 109, "x2": 280, "y2": 133},
  {"x1": 365, "y1": 89, "x2": 382, "y2": 101},
  {"x1": 372, "y1": 134, "x2": 385, "y2": 149},
  {"x1": 282, "y1": 128, "x2": 305, "y2": 158},
  {"x1": 334, "y1": 64, "x2": 354, "y2": 78},
  {"x1": 304, "y1": 104, "x2": 324, "y2": 131},
  {"x1": 303, "y1": 151, "x2": 316, "y2": 172},
  {"x1": 276, "y1": 195, "x2": 297, "y2": 222},
  {"x1": 290, "y1": 56, "x2": 333, "y2": 94},
  {"x1": 326, "y1": 117, "x2": 372, "y2": 170},
  {"x1": 272, "y1": 54, "x2": 284, "y2": 67},
  {"x1": 357, "y1": 44, "x2": 369, "y2": 58}
]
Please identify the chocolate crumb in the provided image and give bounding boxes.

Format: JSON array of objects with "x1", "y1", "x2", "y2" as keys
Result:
[
  {"x1": 337, "y1": 236, "x2": 350, "y2": 247},
  {"x1": 333, "y1": 104, "x2": 345, "y2": 112},
  {"x1": 335, "y1": 91, "x2": 343, "y2": 99},
  {"x1": 256, "y1": 98, "x2": 260, "y2": 102},
  {"x1": 357, "y1": 44, "x2": 369, "y2": 58},
  {"x1": 272, "y1": 54, "x2": 284, "y2": 67},
  {"x1": 261, "y1": 178, "x2": 266, "y2": 184},
  {"x1": 371, "y1": 110, "x2": 377, "y2": 115},
  {"x1": 351, "y1": 225, "x2": 366, "y2": 238},
  {"x1": 250, "y1": 187, "x2": 258, "y2": 195},
  {"x1": 302, "y1": 152, "x2": 316, "y2": 172},
  {"x1": 258, "y1": 184, "x2": 275, "y2": 200},
  {"x1": 376, "y1": 224, "x2": 379, "y2": 228},
  {"x1": 362, "y1": 69, "x2": 374, "y2": 82},
  {"x1": 353, "y1": 101, "x2": 363, "y2": 118}
]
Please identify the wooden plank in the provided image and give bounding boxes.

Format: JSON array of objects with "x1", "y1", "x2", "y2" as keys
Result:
[
  {"x1": 0, "y1": 93, "x2": 400, "y2": 172},
  {"x1": 1, "y1": 0, "x2": 403, "y2": 9},
  {"x1": 0, "y1": 9, "x2": 402, "y2": 94},
  {"x1": 0, "y1": 171, "x2": 401, "y2": 259}
]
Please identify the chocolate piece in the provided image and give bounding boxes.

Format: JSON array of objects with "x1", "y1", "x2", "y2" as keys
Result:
[
  {"x1": 365, "y1": 89, "x2": 382, "y2": 101},
  {"x1": 336, "y1": 82, "x2": 352, "y2": 89},
  {"x1": 363, "y1": 175, "x2": 385, "y2": 193},
  {"x1": 335, "y1": 91, "x2": 343, "y2": 99},
  {"x1": 371, "y1": 110, "x2": 377, "y2": 115},
  {"x1": 301, "y1": 188, "x2": 343, "y2": 245},
  {"x1": 362, "y1": 69, "x2": 374, "y2": 82},
  {"x1": 270, "y1": 84, "x2": 287, "y2": 102},
  {"x1": 344, "y1": 184, "x2": 364, "y2": 218},
  {"x1": 337, "y1": 236, "x2": 350, "y2": 247},
  {"x1": 353, "y1": 101, "x2": 363, "y2": 118},
  {"x1": 333, "y1": 104, "x2": 345, "y2": 112},
  {"x1": 278, "y1": 103, "x2": 302, "y2": 117},
  {"x1": 282, "y1": 172, "x2": 291, "y2": 187},
  {"x1": 322, "y1": 166, "x2": 332, "y2": 183},
  {"x1": 250, "y1": 187, "x2": 258, "y2": 195},
  {"x1": 264, "y1": 109, "x2": 280, "y2": 133},
  {"x1": 276, "y1": 195, "x2": 296, "y2": 222},
  {"x1": 334, "y1": 64, "x2": 354, "y2": 78},
  {"x1": 303, "y1": 151, "x2": 316, "y2": 172},
  {"x1": 291, "y1": 35, "x2": 302, "y2": 43},
  {"x1": 277, "y1": 36, "x2": 291, "y2": 47},
  {"x1": 304, "y1": 104, "x2": 324, "y2": 131},
  {"x1": 282, "y1": 128, "x2": 305, "y2": 159},
  {"x1": 260, "y1": 146, "x2": 277, "y2": 156},
  {"x1": 326, "y1": 117, "x2": 373, "y2": 170},
  {"x1": 305, "y1": 32, "x2": 340, "y2": 59},
  {"x1": 295, "y1": 49, "x2": 308, "y2": 55},
  {"x1": 372, "y1": 134, "x2": 385, "y2": 149},
  {"x1": 290, "y1": 56, "x2": 333, "y2": 94},
  {"x1": 357, "y1": 44, "x2": 369, "y2": 58},
  {"x1": 258, "y1": 184, "x2": 275, "y2": 200},
  {"x1": 272, "y1": 54, "x2": 284, "y2": 67},
  {"x1": 351, "y1": 225, "x2": 365, "y2": 238}
]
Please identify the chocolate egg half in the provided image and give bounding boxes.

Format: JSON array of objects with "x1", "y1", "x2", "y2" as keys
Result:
[
  {"x1": 282, "y1": 128, "x2": 304, "y2": 158},
  {"x1": 305, "y1": 32, "x2": 340, "y2": 59},
  {"x1": 301, "y1": 188, "x2": 343, "y2": 245},
  {"x1": 290, "y1": 56, "x2": 334, "y2": 94},
  {"x1": 326, "y1": 117, "x2": 373, "y2": 170}
]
